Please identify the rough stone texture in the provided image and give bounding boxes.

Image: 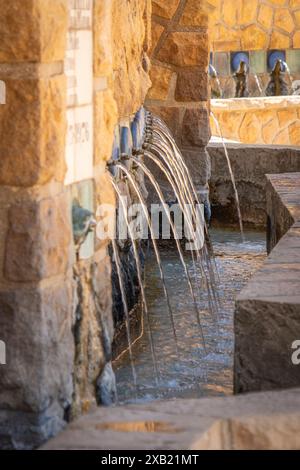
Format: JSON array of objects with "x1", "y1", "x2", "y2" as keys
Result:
[
  {"x1": 152, "y1": 0, "x2": 180, "y2": 19},
  {"x1": 0, "y1": 276, "x2": 75, "y2": 449},
  {"x1": 0, "y1": 76, "x2": 67, "y2": 187},
  {"x1": 148, "y1": 65, "x2": 173, "y2": 100},
  {"x1": 42, "y1": 388, "x2": 300, "y2": 450},
  {"x1": 211, "y1": 0, "x2": 300, "y2": 52},
  {"x1": 182, "y1": 108, "x2": 211, "y2": 147},
  {"x1": 210, "y1": 97, "x2": 300, "y2": 146},
  {"x1": 175, "y1": 68, "x2": 208, "y2": 102},
  {"x1": 209, "y1": 143, "x2": 300, "y2": 226},
  {"x1": 234, "y1": 173, "x2": 300, "y2": 394},
  {"x1": 0, "y1": 0, "x2": 68, "y2": 63},
  {"x1": 94, "y1": 89, "x2": 118, "y2": 165},
  {"x1": 4, "y1": 192, "x2": 72, "y2": 282},
  {"x1": 71, "y1": 249, "x2": 114, "y2": 417},
  {"x1": 157, "y1": 32, "x2": 209, "y2": 68}
]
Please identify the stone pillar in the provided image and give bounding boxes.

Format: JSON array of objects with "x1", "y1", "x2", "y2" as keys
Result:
[
  {"x1": 0, "y1": 0, "x2": 75, "y2": 449},
  {"x1": 146, "y1": 0, "x2": 215, "y2": 197}
]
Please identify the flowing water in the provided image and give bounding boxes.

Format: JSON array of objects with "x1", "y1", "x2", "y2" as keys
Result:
[{"x1": 113, "y1": 227, "x2": 266, "y2": 404}]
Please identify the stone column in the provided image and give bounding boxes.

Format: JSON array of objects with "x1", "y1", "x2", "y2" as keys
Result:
[
  {"x1": 0, "y1": 0, "x2": 76, "y2": 449},
  {"x1": 146, "y1": 0, "x2": 215, "y2": 199}
]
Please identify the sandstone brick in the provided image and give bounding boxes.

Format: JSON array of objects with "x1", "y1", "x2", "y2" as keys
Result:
[
  {"x1": 179, "y1": 0, "x2": 209, "y2": 28},
  {"x1": 294, "y1": 10, "x2": 300, "y2": 28},
  {"x1": 273, "y1": 128, "x2": 290, "y2": 145},
  {"x1": 182, "y1": 108, "x2": 211, "y2": 147},
  {"x1": 157, "y1": 32, "x2": 209, "y2": 67},
  {"x1": 289, "y1": 121, "x2": 300, "y2": 146},
  {"x1": 222, "y1": 0, "x2": 239, "y2": 28},
  {"x1": 274, "y1": 8, "x2": 295, "y2": 33},
  {"x1": 239, "y1": 113, "x2": 261, "y2": 144},
  {"x1": 242, "y1": 25, "x2": 269, "y2": 50},
  {"x1": 239, "y1": 0, "x2": 259, "y2": 24},
  {"x1": 175, "y1": 68, "x2": 208, "y2": 102},
  {"x1": 270, "y1": 30, "x2": 291, "y2": 49},
  {"x1": 148, "y1": 65, "x2": 173, "y2": 101},
  {"x1": 293, "y1": 31, "x2": 300, "y2": 48},
  {"x1": 150, "y1": 21, "x2": 165, "y2": 55},
  {"x1": 152, "y1": 0, "x2": 180, "y2": 19},
  {"x1": 0, "y1": 277, "x2": 74, "y2": 413},
  {"x1": 94, "y1": 89, "x2": 118, "y2": 164},
  {"x1": 262, "y1": 117, "x2": 280, "y2": 144},
  {"x1": 4, "y1": 193, "x2": 72, "y2": 282},
  {"x1": 258, "y1": 4, "x2": 274, "y2": 30},
  {"x1": 0, "y1": 0, "x2": 68, "y2": 63},
  {"x1": 0, "y1": 76, "x2": 66, "y2": 187},
  {"x1": 94, "y1": 0, "x2": 113, "y2": 77}
]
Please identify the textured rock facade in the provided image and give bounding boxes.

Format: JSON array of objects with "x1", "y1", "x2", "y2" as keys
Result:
[
  {"x1": 0, "y1": 0, "x2": 152, "y2": 449},
  {"x1": 210, "y1": 97, "x2": 300, "y2": 145},
  {"x1": 146, "y1": 0, "x2": 215, "y2": 199},
  {"x1": 211, "y1": 0, "x2": 300, "y2": 52}
]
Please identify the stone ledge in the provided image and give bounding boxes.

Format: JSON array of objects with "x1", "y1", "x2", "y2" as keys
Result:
[
  {"x1": 41, "y1": 387, "x2": 300, "y2": 450},
  {"x1": 234, "y1": 173, "x2": 300, "y2": 393}
]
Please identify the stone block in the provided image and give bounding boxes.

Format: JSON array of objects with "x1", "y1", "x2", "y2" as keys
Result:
[
  {"x1": 239, "y1": 0, "x2": 258, "y2": 25},
  {"x1": 94, "y1": 89, "x2": 118, "y2": 164},
  {"x1": 0, "y1": 76, "x2": 66, "y2": 187},
  {"x1": 94, "y1": 0, "x2": 113, "y2": 77},
  {"x1": 4, "y1": 192, "x2": 72, "y2": 282},
  {"x1": 294, "y1": 31, "x2": 300, "y2": 48},
  {"x1": 157, "y1": 32, "x2": 209, "y2": 68},
  {"x1": 175, "y1": 68, "x2": 208, "y2": 102},
  {"x1": 0, "y1": 277, "x2": 75, "y2": 448},
  {"x1": 152, "y1": 0, "x2": 180, "y2": 19},
  {"x1": 0, "y1": 0, "x2": 68, "y2": 63},
  {"x1": 239, "y1": 113, "x2": 262, "y2": 144},
  {"x1": 182, "y1": 108, "x2": 211, "y2": 147},
  {"x1": 270, "y1": 31, "x2": 290, "y2": 49},
  {"x1": 146, "y1": 106, "x2": 182, "y2": 145},
  {"x1": 258, "y1": 4, "x2": 274, "y2": 30},
  {"x1": 286, "y1": 49, "x2": 300, "y2": 73},
  {"x1": 250, "y1": 51, "x2": 266, "y2": 75},
  {"x1": 242, "y1": 25, "x2": 269, "y2": 51},
  {"x1": 148, "y1": 65, "x2": 173, "y2": 101},
  {"x1": 179, "y1": 0, "x2": 209, "y2": 27},
  {"x1": 150, "y1": 21, "x2": 164, "y2": 56},
  {"x1": 289, "y1": 121, "x2": 300, "y2": 146}
]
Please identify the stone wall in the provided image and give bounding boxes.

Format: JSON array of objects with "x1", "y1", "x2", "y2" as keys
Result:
[
  {"x1": 146, "y1": 0, "x2": 215, "y2": 199},
  {"x1": 209, "y1": 142, "x2": 300, "y2": 226},
  {"x1": 0, "y1": 0, "x2": 152, "y2": 449},
  {"x1": 210, "y1": 96, "x2": 300, "y2": 145},
  {"x1": 211, "y1": 0, "x2": 300, "y2": 52}
]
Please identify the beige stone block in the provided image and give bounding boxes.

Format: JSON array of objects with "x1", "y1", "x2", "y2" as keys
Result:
[
  {"x1": 239, "y1": 0, "x2": 259, "y2": 25},
  {"x1": 262, "y1": 117, "x2": 280, "y2": 144},
  {"x1": 293, "y1": 31, "x2": 300, "y2": 48},
  {"x1": 289, "y1": 121, "x2": 300, "y2": 146},
  {"x1": 4, "y1": 192, "x2": 72, "y2": 282},
  {"x1": 182, "y1": 107, "x2": 211, "y2": 147},
  {"x1": 180, "y1": 0, "x2": 209, "y2": 27},
  {"x1": 157, "y1": 32, "x2": 209, "y2": 67},
  {"x1": 146, "y1": 105, "x2": 181, "y2": 144},
  {"x1": 0, "y1": 0, "x2": 68, "y2": 63},
  {"x1": 239, "y1": 113, "x2": 261, "y2": 144},
  {"x1": 94, "y1": 0, "x2": 113, "y2": 77},
  {"x1": 148, "y1": 65, "x2": 173, "y2": 101},
  {"x1": 150, "y1": 22, "x2": 165, "y2": 55},
  {"x1": 277, "y1": 108, "x2": 298, "y2": 127},
  {"x1": 0, "y1": 76, "x2": 66, "y2": 187},
  {"x1": 242, "y1": 25, "x2": 269, "y2": 50},
  {"x1": 175, "y1": 68, "x2": 208, "y2": 102},
  {"x1": 258, "y1": 4, "x2": 274, "y2": 30},
  {"x1": 270, "y1": 31, "x2": 291, "y2": 49},
  {"x1": 274, "y1": 8, "x2": 295, "y2": 33},
  {"x1": 94, "y1": 89, "x2": 118, "y2": 165},
  {"x1": 273, "y1": 128, "x2": 290, "y2": 145},
  {"x1": 268, "y1": 0, "x2": 290, "y2": 5},
  {"x1": 290, "y1": 0, "x2": 300, "y2": 9},
  {"x1": 152, "y1": 0, "x2": 180, "y2": 19}
]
